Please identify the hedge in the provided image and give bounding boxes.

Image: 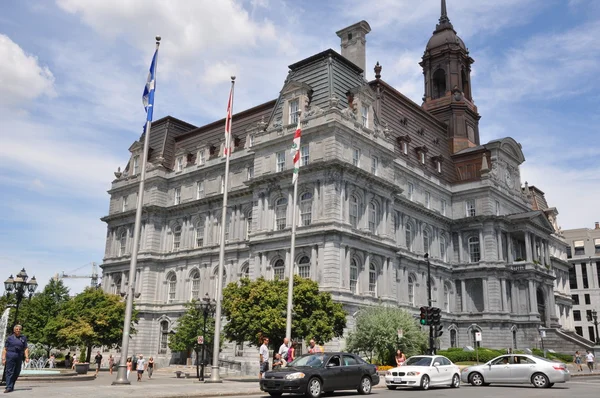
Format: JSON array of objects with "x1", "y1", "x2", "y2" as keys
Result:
[{"x1": 439, "y1": 347, "x2": 573, "y2": 364}]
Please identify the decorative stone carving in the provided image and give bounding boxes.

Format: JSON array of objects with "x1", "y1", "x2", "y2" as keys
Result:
[
  {"x1": 272, "y1": 117, "x2": 283, "y2": 129},
  {"x1": 257, "y1": 116, "x2": 267, "y2": 131},
  {"x1": 452, "y1": 85, "x2": 463, "y2": 101},
  {"x1": 329, "y1": 95, "x2": 339, "y2": 109},
  {"x1": 305, "y1": 105, "x2": 324, "y2": 118}
]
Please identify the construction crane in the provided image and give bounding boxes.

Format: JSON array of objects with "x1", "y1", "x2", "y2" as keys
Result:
[{"x1": 54, "y1": 262, "x2": 99, "y2": 288}]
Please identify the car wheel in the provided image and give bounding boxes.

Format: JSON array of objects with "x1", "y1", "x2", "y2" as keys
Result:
[
  {"x1": 450, "y1": 374, "x2": 460, "y2": 388},
  {"x1": 469, "y1": 372, "x2": 484, "y2": 386},
  {"x1": 531, "y1": 373, "x2": 549, "y2": 388},
  {"x1": 420, "y1": 375, "x2": 430, "y2": 390},
  {"x1": 358, "y1": 376, "x2": 372, "y2": 394},
  {"x1": 387, "y1": 386, "x2": 397, "y2": 390},
  {"x1": 306, "y1": 377, "x2": 322, "y2": 398},
  {"x1": 268, "y1": 393, "x2": 283, "y2": 397}
]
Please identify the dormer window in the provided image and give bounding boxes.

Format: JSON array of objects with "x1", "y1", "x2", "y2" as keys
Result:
[
  {"x1": 174, "y1": 187, "x2": 181, "y2": 205},
  {"x1": 176, "y1": 156, "x2": 184, "y2": 172},
  {"x1": 132, "y1": 155, "x2": 140, "y2": 175},
  {"x1": 432, "y1": 155, "x2": 443, "y2": 174},
  {"x1": 419, "y1": 152, "x2": 425, "y2": 164},
  {"x1": 289, "y1": 99, "x2": 299, "y2": 125},
  {"x1": 397, "y1": 135, "x2": 411, "y2": 156},
  {"x1": 402, "y1": 142, "x2": 408, "y2": 155},
  {"x1": 415, "y1": 146, "x2": 428, "y2": 165},
  {"x1": 361, "y1": 104, "x2": 369, "y2": 128},
  {"x1": 197, "y1": 149, "x2": 206, "y2": 165},
  {"x1": 248, "y1": 134, "x2": 255, "y2": 148},
  {"x1": 122, "y1": 195, "x2": 128, "y2": 212}
]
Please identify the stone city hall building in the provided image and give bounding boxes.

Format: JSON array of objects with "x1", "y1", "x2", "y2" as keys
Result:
[{"x1": 101, "y1": 2, "x2": 581, "y2": 368}]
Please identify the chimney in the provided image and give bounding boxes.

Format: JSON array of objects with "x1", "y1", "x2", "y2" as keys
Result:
[
  {"x1": 336, "y1": 21, "x2": 371, "y2": 72},
  {"x1": 595, "y1": 222, "x2": 599, "y2": 230}
]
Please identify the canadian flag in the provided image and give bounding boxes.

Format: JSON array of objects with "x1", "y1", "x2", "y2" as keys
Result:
[
  {"x1": 223, "y1": 85, "x2": 233, "y2": 157},
  {"x1": 290, "y1": 117, "x2": 302, "y2": 184}
]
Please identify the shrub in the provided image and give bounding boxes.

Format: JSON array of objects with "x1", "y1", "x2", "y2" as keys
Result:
[
  {"x1": 377, "y1": 366, "x2": 394, "y2": 371},
  {"x1": 437, "y1": 347, "x2": 506, "y2": 363}
]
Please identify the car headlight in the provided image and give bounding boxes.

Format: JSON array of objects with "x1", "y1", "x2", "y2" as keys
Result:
[
  {"x1": 406, "y1": 371, "x2": 420, "y2": 376},
  {"x1": 386, "y1": 371, "x2": 392, "y2": 376},
  {"x1": 285, "y1": 372, "x2": 306, "y2": 380}
]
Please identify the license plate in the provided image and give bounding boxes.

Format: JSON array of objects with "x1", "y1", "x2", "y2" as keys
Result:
[{"x1": 393, "y1": 377, "x2": 402, "y2": 383}]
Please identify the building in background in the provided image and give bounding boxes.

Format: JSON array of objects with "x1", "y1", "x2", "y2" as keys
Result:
[
  {"x1": 100, "y1": 2, "x2": 581, "y2": 371},
  {"x1": 563, "y1": 222, "x2": 600, "y2": 343}
]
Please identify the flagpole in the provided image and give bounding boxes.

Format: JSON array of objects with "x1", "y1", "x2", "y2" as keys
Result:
[
  {"x1": 286, "y1": 111, "x2": 302, "y2": 343},
  {"x1": 207, "y1": 76, "x2": 235, "y2": 383},
  {"x1": 113, "y1": 35, "x2": 161, "y2": 386}
]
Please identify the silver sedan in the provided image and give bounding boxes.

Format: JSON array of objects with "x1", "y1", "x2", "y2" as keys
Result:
[{"x1": 460, "y1": 354, "x2": 570, "y2": 388}]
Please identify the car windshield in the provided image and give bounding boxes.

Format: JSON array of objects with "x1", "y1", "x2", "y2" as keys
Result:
[
  {"x1": 287, "y1": 354, "x2": 326, "y2": 368},
  {"x1": 405, "y1": 356, "x2": 432, "y2": 366}
]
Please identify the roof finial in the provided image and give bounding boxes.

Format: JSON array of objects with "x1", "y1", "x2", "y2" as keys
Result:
[{"x1": 440, "y1": 0, "x2": 450, "y2": 24}]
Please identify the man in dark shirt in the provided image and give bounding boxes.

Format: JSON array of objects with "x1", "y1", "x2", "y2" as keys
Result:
[
  {"x1": 94, "y1": 351, "x2": 103, "y2": 376},
  {"x1": 2, "y1": 325, "x2": 29, "y2": 393}
]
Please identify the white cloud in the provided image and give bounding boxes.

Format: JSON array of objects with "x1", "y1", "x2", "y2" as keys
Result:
[{"x1": 0, "y1": 34, "x2": 56, "y2": 106}]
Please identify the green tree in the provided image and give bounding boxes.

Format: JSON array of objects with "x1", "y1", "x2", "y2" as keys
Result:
[
  {"x1": 20, "y1": 279, "x2": 70, "y2": 356},
  {"x1": 222, "y1": 276, "x2": 346, "y2": 349},
  {"x1": 168, "y1": 299, "x2": 215, "y2": 356},
  {"x1": 45, "y1": 287, "x2": 137, "y2": 362},
  {"x1": 346, "y1": 306, "x2": 428, "y2": 365}
]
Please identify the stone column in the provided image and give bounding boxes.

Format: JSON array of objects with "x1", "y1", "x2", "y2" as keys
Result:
[
  {"x1": 482, "y1": 278, "x2": 489, "y2": 312},
  {"x1": 314, "y1": 184, "x2": 320, "y2": 223},
  {"x1": 341, "y1": 182, "x2": 347, "y2": 224},
  {"x1": 497, "y1": 230, "x2": 503, "y2": 261},
  {"x1": 461, "y1": 279, "x2": 467, "y2": 312},
  {"x1": 512, "y1": 280, "x2": 520, "y2": 315},
  {"x1": 525, "y1": 232, "x2": 533, "y2": 262},
  {"x1": 479, "y1": 230, "x2": 485, "y2": 261},
  {"x1": 312, "y1": 245, "x2": 318, "y2": 282},
  {"x1": 363, "y1": 251, "x2": 371, "y2": 296},
  {"x1": 501, "y1": 279, "x2": 508, "y2": 312},
  {"x1": 338, "y1": 245, "x2": 345, "y2": 288},
  {"x1": 528, "y1": 280, "x2": 537, "y2": 314},
  {"x1": 507, "y1": 233, "x2": 514, "y2": 263},
  {"x1": 458, "y1": 232, "x2": 464, "y2": 263}
]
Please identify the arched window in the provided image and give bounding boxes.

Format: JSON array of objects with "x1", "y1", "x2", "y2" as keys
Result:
[
  {"x1": 113, "y1": 275, "x2": 122, "y2": 295},
  {"x1": 443, "y1": 284, "x2": 450, "y2": 312},
  {"x1": 432, "y1": 69, "x2": 446, "y2": 99},
  {"x1": 298, "y1": 256, "x2": 310, "y2": 279},
  {"x1": 408, "y1": 275, "x2": 415, "y2": 305},
  {"x1": 240, "y1": 263, "x2": 250, "y2": 279},
  {"x1": 468, "y1": 236, "x2": 481, "y2": 263},
  {"x1": 450, "y1": 329, "x2": 457, "y2": 348},
  {"x1": 172, "y1": 225, "x2": 182, "y2": 251},
  {"x1": 440, "y1": 235, "x2": 447, "y2": 262},
  {"x1": 246, "y1": 210, "x2": 252, "y2": 239},
  {"x1": 300, "y1": 192, "x2": 313, "y2": 226},
  {"x1": 349, "y1": 195, "x2": 359, "y2": 228},
  {"x1": 368, "y1": 202, "x2": 378, "y2": 234},
  {"x1": 195, "y1": 220, "x2": 204, "y2": 248},
  {"x1": 275, "y1": 197, "x2": 288, "y2": 231},
  {"x1": 190, "y1": 270, "x2": 200, "y2": 300},
  {"x1": 369, "y1": 263, "x2": 377, "y2": 295},
  {"x1": 350, "y1": 259, "x2": 358, "y2": 293},
  {"x1": 273, "y1": 259, "x2": 285, "y2": 281},
  {"x1": 213, "y1": 268, "x2": 227, "y2": 295},
  {"x1": 423, "y1": 229, "x2": 430, "y2": 254},
  {"x1": 119, "y1": 230, "x2": 127, "y2": 256},
  {"x1": 405, "y1": 223, "x2": 413, "y2": 251},
  {"x1": 159, "y1": 321, "x2": 169, "y2": 354},
  {"x1": 461, "y1": 69, "x2": 470, "y2": 100},
  {"x1": 167, "y1": 272, "x2": 177, "y2": 303}
]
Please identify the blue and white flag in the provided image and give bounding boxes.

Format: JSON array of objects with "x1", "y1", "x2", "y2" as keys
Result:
[{"x1": 142, "y1": 49, "x2": 158, "y2": 122}]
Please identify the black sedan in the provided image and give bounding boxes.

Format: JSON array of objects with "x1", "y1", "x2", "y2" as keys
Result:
[{"x1": 260, "y1": 352, "x2": 380, "y2": 398}]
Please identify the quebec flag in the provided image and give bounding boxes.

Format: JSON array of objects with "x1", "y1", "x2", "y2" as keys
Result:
[{"x1": 142, "y1": 49, "x2": 158, "y2": 122}]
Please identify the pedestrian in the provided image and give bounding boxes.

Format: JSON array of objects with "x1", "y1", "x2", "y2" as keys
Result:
[
  {"x1": 49, "y1": 354, "x2": 55, "y2": 369},
  {"x1": 94, "y1": 351, "x2": 103, "y2": 376},
  {"x1": 585, "y1": 350, "x2": 595, "y2": 373},
  {"x1": 573, "y1": 351, "x2": 583, "y2": 372},
  {"x1": 288, "y1": 342, "x2": 296, "y2": 363},
  {"x1": 147, "y1": 357, "x2": 154, "y2": 379},
  {"x1": 2, "y1": 324, "x2": 30, "y2": 393},
  {"x1": 71, "y1": 356, "x2": 78, "y2": 370},
  {"x1": 259, "y1": 337, "x2": 269, "y2": 380},
  {"x1": 272, "y1": 353, "x2": 284, "y2": 370},
  {"x1": 395, "y1": 349, "x2": 406, "y2": 367},
  {"x1": 64, "y1": 352, "x2": 71, "y2": 369},
  {"x1": 126, "y1": 357, "x2": 132, "y2": 379},
  {"x1": 307, "y1": 339, "x2": 323, "y2": 354},
  {"x1": 108, "y1": 354, "x2": 114, "y2": 375},
  {"x1": 278, "y1": 338, "x2": 289, "y2": 363},
  {"x1": 136, "y1": 354, "x2": 146, "y2": 381}
]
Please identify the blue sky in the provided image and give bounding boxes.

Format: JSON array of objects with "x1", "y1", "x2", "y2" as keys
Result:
[{"x1": 1, "y1": 0, "x2": 599, "y2": 294}]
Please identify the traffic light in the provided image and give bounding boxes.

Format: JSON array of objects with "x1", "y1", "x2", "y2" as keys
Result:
[
  {"x1": 419, "y1": 306, "x2": 429, "y2": 325},
  {"x1": 426, "y1": 306, "x2": 434, "y2": 325},
  {"x1": 434, "y1": 324, "x2": 443, "y2": 339},
  {"x1": 431, "y1": 307, "x2": 442, "y2": 325}
]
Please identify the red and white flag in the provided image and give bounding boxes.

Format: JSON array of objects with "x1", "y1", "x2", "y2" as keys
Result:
[
  {"x1": 290, "y1": 117, "x2": 302, "y2": 184},
  {"x1": 223, "y1": 85, "x2": 234, "y2": 157}
]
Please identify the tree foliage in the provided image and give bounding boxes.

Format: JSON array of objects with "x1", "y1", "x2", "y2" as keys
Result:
[
  {"x1": 168, "y1": 299, "x2": 215, "y2": 353},
  {"x1": 222, "y1": 276, "x2": 346, "y2": 349},
  {"x1": 20, "y1": 279, "x2": 70, "y2": 355},
  {"x1": 346, "y1": 306, "x2": 428, "y2": 365},
  {"x1": 45, "y1": 287, "x2": 137, "y2": 362}
]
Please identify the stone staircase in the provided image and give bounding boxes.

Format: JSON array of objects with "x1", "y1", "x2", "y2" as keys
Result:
[{"x1": 541, "y1": 328, "x2": 594, "y2": 353}]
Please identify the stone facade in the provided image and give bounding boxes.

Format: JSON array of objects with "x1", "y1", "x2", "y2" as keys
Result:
[{"x1": 100, "y1": 3, "x2": 575, "y2": 369}]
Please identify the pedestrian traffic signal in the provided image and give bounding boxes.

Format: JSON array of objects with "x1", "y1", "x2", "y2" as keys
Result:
[
  {"x1": 419, "y1": 306, "x2": 429, "y2": 325},
  {"x1": 434, "y1": 324, "x2": 443, "y2": 339},
  {"x1": 431, "y1": 307, "x2": 442, "y2": 325},
  {"x1": 426, "y1": 306, "x2": 434, "y2": 325}
]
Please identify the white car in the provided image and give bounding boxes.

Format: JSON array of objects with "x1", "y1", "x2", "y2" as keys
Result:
[{"x1": 384, "y1": 355, "x2": 461, "y2": 390}]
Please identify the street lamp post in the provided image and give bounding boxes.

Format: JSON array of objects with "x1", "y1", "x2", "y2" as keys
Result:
[
  {"x1": 198, "y1": 293, "x2": 216, "y2": 381},
  {"x1": 424, "y1": 253, "x2": 433, "y2": 355},
  {"x1": 587, "y1": 309, "x2": 599, "y2": 345},
  {"x1": 3, "y1": 268, "x2": 38, "y2": 328}
]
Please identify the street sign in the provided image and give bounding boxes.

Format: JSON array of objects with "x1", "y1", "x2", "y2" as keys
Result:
[
  {"x1": 540, "y1": 331, "x2": 546, "y2": 338},
  {"x1": 198, "y1": 335, "x2": 204, "y2": 344},
  {"x1": 397, "y1": 328, "x2": 403, "y2": 339},
  {"x1": 475, "y1": 332, "x2": 482, "y2": 342}
]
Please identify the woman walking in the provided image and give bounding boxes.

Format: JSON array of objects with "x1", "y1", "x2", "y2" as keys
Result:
[
  {"x1": 147, "y1": 357, "x2": 154, "y2": 379},
  {"x1": 108, "y1": 355, "x2": 114, "y2": 375},
  {"x1": 395, "y1": 350, "x2": 406, "y2": 367},
  {"x1": 573, "y1": 351, "x2": 583, "y2": 372},
  {"x1": 2, "y1": 325, "x2": 30, "y2": 393},
  {"x1": 126, "y1": 357, "x2": 132, "y2": 379},
  {"x1": 288, "y1": 342, "x2": 296, "y2": 363}
]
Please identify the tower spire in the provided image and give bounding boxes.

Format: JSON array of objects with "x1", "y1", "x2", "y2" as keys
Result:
[
  {"x1": 436, "y1": 0, "x2": 453, "y2": 31},
  {"x1": 441, "y1": 0, "x2": 448, "y2": 22}
]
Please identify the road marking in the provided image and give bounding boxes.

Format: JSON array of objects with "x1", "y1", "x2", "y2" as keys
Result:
[{"x1": 569, "y1": 381, "x2": 600, "y2": 385}]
